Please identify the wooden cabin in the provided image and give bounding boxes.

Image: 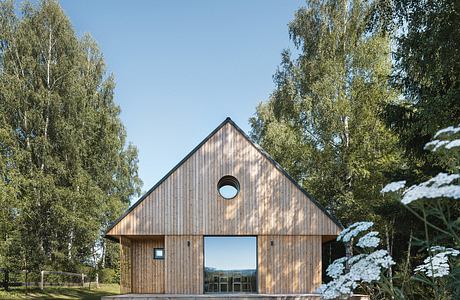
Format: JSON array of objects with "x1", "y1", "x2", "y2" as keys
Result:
[{"x1": 104, "y1": 118, "x2": 344, "y2": 298}]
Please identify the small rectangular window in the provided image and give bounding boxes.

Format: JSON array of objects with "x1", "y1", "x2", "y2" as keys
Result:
[{"x1": 153, "y1": 248, "x2": 164, "y2": 259}]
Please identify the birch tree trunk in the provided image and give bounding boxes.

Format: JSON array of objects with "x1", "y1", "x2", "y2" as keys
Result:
[{"x1": 42, "y1": 26, "x2": 53, "y2": 171}]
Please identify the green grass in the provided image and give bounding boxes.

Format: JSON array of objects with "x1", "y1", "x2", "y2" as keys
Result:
[{"x1": 0, "y1": 284, "x2": 120, "y2": 299}]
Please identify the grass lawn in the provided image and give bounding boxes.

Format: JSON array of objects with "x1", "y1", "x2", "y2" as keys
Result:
[{"x1": 0, "y1": 284, "x2": 120, "y2": 299}]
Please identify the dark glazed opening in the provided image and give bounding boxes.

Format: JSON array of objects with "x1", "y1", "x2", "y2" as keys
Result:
[{"x1": 217, "y1": 175, "x2": 240, "y2": 199}]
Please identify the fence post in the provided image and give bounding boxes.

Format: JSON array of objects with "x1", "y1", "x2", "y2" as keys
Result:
[
  {"x1": 2, "y1": 269, "x2": 9, "y2": 291},
  {"x1": 40, "y1": 271, "x2": 44, "y2": 290},
  {"x1": 5, "y1": 270, "x2": 8, "y2": 291},
  {"x1": 96, "y1": 273, "x2": 99, "y2": 288},
  {"x1": 81, "y1": 273, "x2": 84, "y2": 287},
  {"x1": 25, "y1": 270, "x2": 28, "y2": 294}
]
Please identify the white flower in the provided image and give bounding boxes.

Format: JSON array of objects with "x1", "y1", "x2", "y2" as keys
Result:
[
  {"x1": 434, "y1": 124, "x2": 460, "y2": 138},
  {"x1": 337, "y1": 222, "x2": 374, "y2": 242},
  {"x1": 429, "y1": 246, "x2": 448, "y2": 252},
  {"x1": 348, "y1": 250, "x2": 395, "y2": 283},
  {"x1": 326, "y1": 257, "x2": 347, "y2": 279},
  {"x1": 445, "y1": 139, "x2": 460, "y2": 149},
  {"x1": 425, "y1": 124, "x2": 460, "y2": 151},
  {"x1": 381, "y1": 181, "x2": 406, "y2": 193},
  {"x1": 414, "y1": 246, "x2": 459, "y2": 278},
  {"x1": 317, "y1": 250, "x2": 395, "y2": 299},
  {"x1": 425, "y1": 139, "x2": 460, "y2": 151},
  {"x1": 357, "y1": 231, "x2": 380, "y2": 248},
  {"x1": 348, "y1": 254, "x2": 366, "y2": 265},
  {"x1": 317, "y1": 275, "x2": 357, "y2": 299},
  {"x1": 317, "y1": 273, "x2": 357, "y2": 299},
  {"x1": 424, "y1": 140, "x2": 449, "y2": 151},
  {"x1": 401, "y1": 173, "x2": 460, "y2": 204},
  {"x1": 367, "y1": 249, "x2": 396, "y2": 269}
]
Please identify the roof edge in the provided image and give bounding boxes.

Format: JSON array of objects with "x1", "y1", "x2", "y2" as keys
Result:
[
  {"x1": 104, "y1": 117, "x2": 233, "y2": 238},
  {"x1": 104, "y1": 117, "x2": 343, "y2": 239},
  {"x1": 226, "y1": 119, "x2": 344, "y2": 230}
]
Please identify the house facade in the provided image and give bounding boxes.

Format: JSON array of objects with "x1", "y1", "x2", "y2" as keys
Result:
[{"x1": 104, "y1": 118, "x2": 343, "y2": 296}]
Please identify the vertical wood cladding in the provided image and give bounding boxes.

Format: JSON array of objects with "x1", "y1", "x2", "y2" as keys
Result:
[
  {"x1": 131, "y1": 237, "x2": 165, "y2": 293},
  {"x1": 109, "y1": 120, "x2": 341, "y2": 295},
  {"x1": 121, "y1": 235, "x2": 322, "y2": 294},
  {"x1": 107, "y1": 123, "x2": 341, "y2": 237},
  {"x1": 165, "y1": 235, "x2": 203, "y2": 294},
  {"x1": 258, "y1": 236, "x2": 322, "y2": 294},
  {"x1": 119, "y1": 237, "x2": 132, "y2": 294}
]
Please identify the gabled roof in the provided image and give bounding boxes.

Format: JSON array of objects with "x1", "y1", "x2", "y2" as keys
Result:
[{"x1": 105, "y1": 118, "x2": 343, "y2": 239}]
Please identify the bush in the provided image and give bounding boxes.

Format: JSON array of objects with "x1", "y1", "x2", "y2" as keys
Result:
[{"x1": 98, "y1": 268, "x2": 117, "y2": 284}]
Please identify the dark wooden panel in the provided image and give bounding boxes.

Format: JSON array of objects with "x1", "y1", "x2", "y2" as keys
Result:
[{"x1": 119, "y1": 236, "x2": 132, "y2": 294}]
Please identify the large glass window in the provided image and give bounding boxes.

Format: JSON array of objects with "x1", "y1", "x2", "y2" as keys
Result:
[{"x1": 204, "y1": 236, "x2": 257, "y2": 293}]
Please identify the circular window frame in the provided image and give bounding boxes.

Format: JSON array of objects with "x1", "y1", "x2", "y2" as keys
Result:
[{"x1": 217, "y1": 175, "x2": 240, "y2": 200}]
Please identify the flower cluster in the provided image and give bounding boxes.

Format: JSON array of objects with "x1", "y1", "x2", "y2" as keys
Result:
[
  {"x1": 434, "y1": 125, "x2": 460, "y2": 138},
  {"x1": 381, "y1": 180, "x2": 406, "y2": 193},
  {"x1": 424, "y1": 123, "x2": 460, "y2": 152},
  {"x1": 356, "y1": 231, "x2": 380, "y2": 248},
  {"x1": 318, "y1": 222, "x2": 394, "y2": 299},
  {"x1": 351, "y1": 250, "x2": 395, "y2": 282},
  {"x1": 318, "y1": 250, "x2": 395, "y2": 299},
  {"x1": 337, "y1": 221, "x2": 374, "y2": 242},
  {"x1": 425, "y1": 139, "x2": 460, "y2": 151},
  {"x1": 325, "y1": 257, "x2": 347, "y2": 279},
  {"x1": 401, "y1": 173, "x2": 460, "y2": 204},
  {"x1": 380, "y1": 174, "x2": 460, "y2": 205},
  {"x1": 414, "y1": 246, "x2": 459, "y2": 278}
]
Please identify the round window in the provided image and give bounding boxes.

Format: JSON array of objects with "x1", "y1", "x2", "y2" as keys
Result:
[{"x1": 217, "y1": 176, "x2": 240, "y2": 199}]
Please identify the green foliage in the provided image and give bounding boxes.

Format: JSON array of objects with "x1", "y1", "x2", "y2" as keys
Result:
[
  {"x1": 370, "y1": 0, "x2": 460, "y2": 179},
  {"x1": 251, "y1": 1, "x2": 460, "y2": 298},
  {"x1": 98, "y1": 268, "x2": 117, "y2": 284},
  {"x1": 0, "y1": 0, "x2": 141, "y2": 277},
  {"x1": 0, "y1": 284, "x2": 120, "y2": 299},
  {"x1": 250, "y1": 0, "x2": 403, "y2": 227},
  {"x1": 378, "y1": 125, "x2": 460, "y2": 300}
]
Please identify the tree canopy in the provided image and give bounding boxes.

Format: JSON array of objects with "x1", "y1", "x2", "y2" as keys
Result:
[
  {"x1": 0, "y1": 0, "x2": 142, "y2": 275},
  {"x1": 250, "y1": 0, "x2": 403, "y2": 225},
  {"x1": 251, "y1": 0, "x2": 460, "y2": 297}
]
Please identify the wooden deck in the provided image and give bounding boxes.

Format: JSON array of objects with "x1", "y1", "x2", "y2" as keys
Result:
[{"x1": 102, "y1": 293, "x2": 370, "y2": 300}]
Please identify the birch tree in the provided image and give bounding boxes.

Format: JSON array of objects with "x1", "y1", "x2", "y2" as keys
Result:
[
  {"x1": 250, "y1": 0, "x2": 403, "y2": 227},
  {"x1": 0, "y1": 0, "x2": 141, "y2": 274}
]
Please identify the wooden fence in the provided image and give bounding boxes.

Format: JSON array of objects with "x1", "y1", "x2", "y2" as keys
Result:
[{"x1": 1, "y1": 269, "x2": 98, "y2": 290}]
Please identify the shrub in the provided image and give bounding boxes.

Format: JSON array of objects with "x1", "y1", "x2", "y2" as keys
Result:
[{"x1": 98, "y1": 268, "x2": 117, "y2": 284}]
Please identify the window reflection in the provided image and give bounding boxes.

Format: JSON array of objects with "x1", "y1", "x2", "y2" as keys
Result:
[{"x1": 204, "y1": 237, "x2": 257, "y2": 293}]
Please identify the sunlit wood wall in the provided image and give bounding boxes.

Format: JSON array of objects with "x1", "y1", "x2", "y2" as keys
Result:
[
  {"x1": 131, "y1": 237, "x2": 165, "y2": 293},
  {"x1": 111, "y1": 120, "x2": 340, "y2": 295},
  {"x1": 121, "y1": 234, "x2": 321, "y2": 294},
  {"x1": 165, "y1": 235, "x2": 203, "y2": 294},
  {"x1": 108, "y1": 123, "x2": 341, "y2": 237},
  {"x1": 258, "y1": 235, "x2": 322, "y2": 293}
]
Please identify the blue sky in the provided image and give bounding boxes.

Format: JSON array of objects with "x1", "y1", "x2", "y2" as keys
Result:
[
  {"x1": 205, "y1": 237, "x2": 256, "y2": 270},
  {"x1": 59, "y1": 0, "x2": 304, "y2": 201}
]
